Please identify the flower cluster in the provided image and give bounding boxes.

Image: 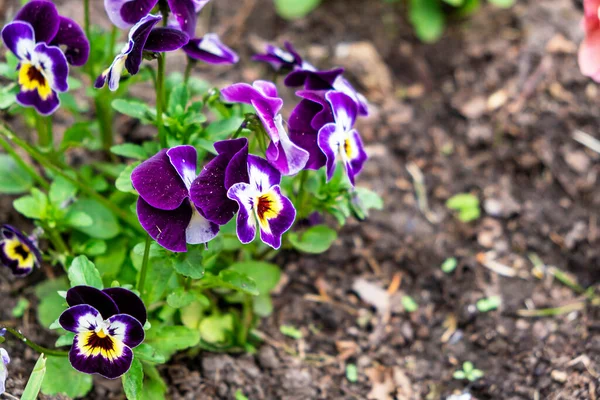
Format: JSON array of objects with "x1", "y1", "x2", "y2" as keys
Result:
[
  {"x1": 0, "y1": 0, "x2": 89, "y2": 115},
  {"x1": 0, "y1": 225, "x2": 41, "y2": 277},
  {"x1": 58, "y1": 286, "x2": 147, "y2": 379},
  {"x1": 98, "y1": 0, "x2": 237, "y2": 91}
]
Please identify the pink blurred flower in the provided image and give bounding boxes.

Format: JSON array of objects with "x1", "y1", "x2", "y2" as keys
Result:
[{"x1": 579, "y1": 0, "x2": 600, "y2": 81}]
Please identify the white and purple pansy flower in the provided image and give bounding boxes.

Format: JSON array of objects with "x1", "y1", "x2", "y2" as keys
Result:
[
  {"x1": 104, "y1": 0, "x2": 209, "y2": 30},
  {"x1": 253, "y1": 41, "x2": 303, "y2": 71},
  {"x1": 1, "y1": 0, "x2": 89, "y2": 115},
  {"x1": 221, "y1": 80, "x2": 309, "y2": 176},
  {"x1": 317, "y1": 91, "x2": 368, "y2": 186},
  {"x1": 227, "y1": 155, "x2": 296, "y2": 249},
  {"x1": 131, "y1": 145, "x2": 219, "y2": 252},
  {"x1": 0, "y1": 225, "x2": 42, "y2": 277},
  {"x1": 0, "y1": 347, "x2": 9, "y2": 395},
  {"x1": 95, "y1": 14, "x2": 189, "y2": 91},
  {"x1": 59, "y1": 286, "x2": 147, "y2": 379}
]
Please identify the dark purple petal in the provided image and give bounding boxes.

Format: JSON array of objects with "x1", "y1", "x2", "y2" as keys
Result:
[
  {"x1": 185, "y1": 206, "x2": 219, "y2": 245},
  {"x1": 50, "y1": 17, "x2": 90, "y2": 66},
  {"x1": 137, "y1": 197, "x2": 191, "y2": 253},
  {"x1": 345, "y1": 129, "x2": 367, "y2": 185},
  {"x1": 106, "y1": 314, "x2": 145, "y2": 348},
  {"x1": 59, "y1": 304, "x2": 103, "y2": 333},
  {"x1": 34, "y1": 42, "x2": 69, "y2": 92},
  {"x1": 247, "y1": 154, "x2": 281, "y2": 191},
  {"x1": 124, "y1": 14, "x2": 162, "y2": 76},
  {"x1": 227, "y1": 182, "x2": 257, "y2": 244},
  {"x1": 317, "y1": 123, "x2": 338, "y2": 182},
  {"x1": 183, "y1": 34, "x2": 239, "y2": 64},
  {"x1": 15, "y1": 0, "x2": 60, "y2": 43},
  {"x1": 265, "y1": 115, "x2": 309, "y2": 176},
  {"x1": 253, "y1": 43, "x2": 298, "y2": 70},
  {"x1": 166, "y1": 145, "x2": 197, "y2": 189},
  {"x1": 131, "y1": 149, "x2": 188, "y2": 211},
  {"x1": 332, "y1": 76, "x2": 369, "y2": 116},
  {"x1": 190, "y1": 138, "x2": 248, "y2": 225},
  {"x1": 69, "y1": 334, "x2": 134, "y2": 379},
  {"x1": 16, "y1": 89, "x2": 60, "y2": 116},
  {"x1": 288, "y1": 129, "x2": 325, "y2": 170},
  {"x1": 1, "y1": 21, "x2": 35, "y2": 60},
  {"x1": 284, "y1": 67, "x2": 343, "y2": 89},
  {"x1": 295, "y1": 90, "x2": 333, "y2": 130},
  {"x1": 105, "y1": 0, "x2": 159, "y2": 29},
  {"x1": 166, "y1": 0, "x2": 196, "y2": 35},
  {"x1": 144, "y1": 28, "x2": 190, "y2": 53},
  {"x1": 257, "y1": 186, "x2": 296, "y2": 250},
  {"x1": 102, "y1": 288, "x2": 147, "y2": 325},
  {"x1": 326, "y1": 91, "x2": 357, "y2": 132},
  {"x1": 66, "y1": 286, "x2": 120, "y2": 320}
]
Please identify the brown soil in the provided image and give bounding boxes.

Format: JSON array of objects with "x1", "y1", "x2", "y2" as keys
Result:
[{"x1": 2, "y1": 0, "x2": 600, "y2": 399}]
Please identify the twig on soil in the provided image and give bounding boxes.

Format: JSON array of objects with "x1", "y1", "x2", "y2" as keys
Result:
[
  {"x1": 303, "y1": 294, "x2": 358, "y2": 316},
  {"x1": 573, "y1": 130, "x2": 600, "y2": 155},
  {"x1": 406, "y1": 162, "x2": 440, "y2": 224},
  {"x1": 567, "y1": 355, "x2": 599, "y2": 378},
  {"x1": 516, "y1": 300, "x2": 585, "y2": 317},
  {"x1": 477, "y1": 252, "x2": 527, "y2": 279}
]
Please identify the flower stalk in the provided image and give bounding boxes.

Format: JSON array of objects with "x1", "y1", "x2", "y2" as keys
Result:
[
  {"x1": 3, "y1": 327, "x2": 68, "y2": 357},
  {"x1": 138, "y1": 235, "x2": 151, "y2": 298},
  {"x1": 0, "y1": 135, "x2": 49, "y2": 190},
  {"x1": 156, "y1": 53, "x2": 167, "y2": 148}
]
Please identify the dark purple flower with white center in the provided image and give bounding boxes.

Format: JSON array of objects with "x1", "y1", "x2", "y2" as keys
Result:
[
  {"x1": 132, "y1": 146, "x2": 219, "y2": 252},
  {"x1": 317, "y1": 91, "x2": 367, "y2": 186},
  {"x1": 183, "y1": 33, "x2": 239, "y2": 64},
  {"x1": 0, "y1": 348, "x2": 9, "y2": 395},
  {"x1": 104, "y1": 0, "x2": 210, "y2": 29},
  {"x1": 221, "y1": 81, "x2": 309, "y2": 175},
  {"x1": 253, "y1": 41, "x2": 303, "y2": 71},
  {"x1": 190, "y1": 138, "x2": 249, "y2": 226},
  {"x1": 95, "y1": 14, "x2": 189, "y2": 91},
  {"x1": 59, "y1": 286, "x2": 146, "y2": 379},
  {"x1": 1, "y1": 0, "x2": 89, "y2": 115},
  {"x1": 0, "y1": 225, "x2": 42, "y2": 277},
  {"x1": 227, "y1": 155, "x2": 296, "y2": 249}
]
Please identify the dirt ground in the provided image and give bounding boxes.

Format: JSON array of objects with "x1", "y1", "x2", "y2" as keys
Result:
[{"x1": 1, "y1": 0, "x2": 600, "y2": 399}]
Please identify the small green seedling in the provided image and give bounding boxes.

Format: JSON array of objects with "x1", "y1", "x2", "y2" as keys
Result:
[
  {"x1": 402, "y1": 296, "x2": 419, "y2": 312},
  {"x1": 476, "y1": 296, "x2": 501, "y2": 313},
  {"x1": 453, "y1": 361, "x2": 484, "y2": 382},
  {"x1": 280, "y1": 325, "x2": 303, "y2": 339},
  {"x1": 446, "y1": 193, "x2": 480, "y2": 222},
  {"x1": 441, "y1": 257, "x2": 458, "y2": 273},
  {"x1": 346, "y1": 364, "x2": 358, "y2": 383},
  {"x1": 235, "y1": 389, "x2": 249, "y2": 400}
]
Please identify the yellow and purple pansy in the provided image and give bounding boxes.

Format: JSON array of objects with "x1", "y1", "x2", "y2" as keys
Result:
[
  {"x1": 58, "y1": 286, "x2": 147, "y2": 379},
  {"x1": 0, "y1": 225, "x2": 41, "y2": 277},
  {"x1": 0, "y1": 0, "x2": 89, "y2": 115},
  {"x1": 95, "y1": 14, "x2": 189, "y2": 91},
  {"x1": 227, "y1": 155, "x2": 296, "y2": 249}
]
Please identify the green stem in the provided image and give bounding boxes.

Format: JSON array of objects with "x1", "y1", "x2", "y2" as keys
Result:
[
  {"x1": 41, "y1": 222, "x2": 70, "y2": 257},
  {"x1": 4, "y1": 327, "x2": 68, "y2": 357},
  {"x1": 295, "y1": 170, "x2": 309, "y2": 218},
  {"x1": 138, "y1": 235, "x2": 151, "y2": 297},
  {"x1": 34, "y1": 114, "x2": 53, "y2": 152},
  {"x1": 156, "y1": 53, "x2": 167, "y2": 148},
  {"x1": 0, "y1": 135, "x2": 49, "y2": 190},
  {"x1": 96, "y1": 94, "x2": 115, "y2": 154},
  {"x1": 0, "y1": 123, "x2": 144, "y2": 234},
  {"x1": 238, "y1": 295, "x2": 253, "y2": 345},
  {"x1": 83, "y1": 0, "x2": 92, "y2": 75},
  {"x1": 184, "y1": 58, "x2": 196, "y2": 84}
]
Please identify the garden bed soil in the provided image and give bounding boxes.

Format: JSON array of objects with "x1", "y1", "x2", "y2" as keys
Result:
[{"x1": 1, "y1": 0, "x2": 600, "y2": 399}]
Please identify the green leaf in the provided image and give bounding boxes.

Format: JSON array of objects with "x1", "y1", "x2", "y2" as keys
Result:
[
  {"x1": 441, "y1": 257, "x2": 457, "y2": 273},
  {"x1": 235, "y1": 389, "x2": 250, "y2": 400},
  {"x1": 199, "y1": 313, "x2": 235, "y2": 344},
  {"x1": 463, "y1": 361, "x2": 474, "y2": 372},
  {"x1": 167, "y1": 288, "x2": 196, "y2": 308},
  {"x1": 446, "y1": 193, "x2": 481, "y2": 222},
  {"x1": 41, "y1": 357, "x2": 93, "y2": 398},
  {"x1": 11, "y1": 297, "x2": 29, "y2": 318},
  {"x1": 470, "y1": 369, "x2": 484, "y2": 380},
  {"x1": 280, "y1": 324, "x2": 303, "y2": 339},
  {"x1": 68, "y1": 255, "x2": 104, "y2": 289},
  {"x1": 216, "y1": 270, "x2": 259, "y2": 295},
  {"x1": 142, "y1": 258, "x2": 174, "y2": 304},
  {"x1": 172, "y1": 249, "x2": 205, "y2": 279},
  {"x1": 401, "y1": 296, "x2": 419, "y2": 312},
  {"x1": 145, "y1": 325, "x2": 200, "y2": 359},
  {"x1": 65, "y1": 210, "x2": 94, "y2": 228},
  {"x1": 252, "y1": 294, "x2": 273, "y2": 317},
  {"x1": 141, "y1": 364, "x2": 167, "y2": 400},
  {"x1": 70, "y1": 198, "x2": 121, "y2": 239},
  {"x1": 95, "y1": 239, "x2": 128, "y2": 280},
  {"x1": 476, "y1": 296, "x2": 501, "y2": 312},
  {"x1": 14, "y1": 188, "x2": 48, "y2": 219},
  {"x1": 133, "y1": 344, "x2": 166, "y2": 364},
  {"x1": 346, "y1": 364, "x2": 358, "y2": 383},
  {"x1": 453, "y1": 370, "x2": 466, "y2": 380},
  {"x1": 116, "y1": 162, "x2": 140, "y2": 193},
  {"x1": 111, "y1": 144, "x2": 148, "y2": 160},
  {"x1": 0, "y1": 154, "x2": 34, "y2": 194},
  {"x1": 352, "y1": 187, "x2": 384, "y2": 219},
  {"x1": 49, "y1": 176, "x2": 77, "y2": 207},
  {"x1": 21, "y1": 354, "x2": 46, "y2": 400},
  {"x1": 205, "y1": 116, "x2": 245, "y2": 140},
  {"x1": 0, "y1": 84, "x2": 18, "y2": 109},
  {"x1": 112, "y1": 99, "x2": 154, "y2": 121},
  {"x1": 34, "y1": 277, "x2": 68, "y2": 328},
  {"x1": 60, "y1": 122, "x2": 94, "y2": 151},
  {"x1": 55, "y1": 332, "x2": 75, "y2": 347},
  {"x1": 273, "y1": 0, "x2": 321, "y2": 19},
  {"x1": 488, "y1": 0, "x2": 514, "y2": 8},
  {"x1": 409, "y1": 0, "x2": 445, "y2": 43},
  {"x1": 442, "y1": 0, "x2": 464, "y2": 5},
  {"x1": 288, "y1": 225, "x2": 337, "y2": 254},
  {"x1": 227, "y1": 261, "x2": 280, "y2": 295},
  {"x1": 123, "y1": 357, "x2": 144, "y2": 400},
  {"x1": 168, "y1": 83, "x2": 189, "y2": 116}
]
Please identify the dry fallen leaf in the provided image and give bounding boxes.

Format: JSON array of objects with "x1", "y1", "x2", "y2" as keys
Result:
[
  {"x1": 353, "y1": 278, "x2": 390, "y2": 314},
  {"x1": 366, "y1": 366, "x2": 395, "y2": 400}
]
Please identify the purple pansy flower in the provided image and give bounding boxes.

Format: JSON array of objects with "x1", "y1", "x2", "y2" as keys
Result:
[
  {"x1": 0, "y1": 348, "x2": 9, "y2": 396},
  {"x1": 0, "y1": 225, "x2": 42, "y2": 277},
  {"x1": 255, "y1": 42, "x2": 369, "y2": 116},
  {"x1": 95, "y1": 14, "x2": 189, "y2": 91},
  {"x1": 1, "y1": 0, "x2": 89, "y2": 115},
  {"x1": 227, "y1": 155, "x2": 296, "y2": 249},
  {"x1": 317, "y1": 91, "x2": 367, "y2": 186},
  {"x1": 190, "y1": 138, "x2": 249, "y2": 226},
  {"x1": 221, "y1": 80, "x2": 309, "y2": 176},
  {"x1": 132, "y1": 146, "x2": 219, "y2": 252},
  {"x1": 59, "y1": 286, "x2": 146, "y2": 379},
  {"x1": 104, "y1": 0, "x2": 209, "y2": 29}
]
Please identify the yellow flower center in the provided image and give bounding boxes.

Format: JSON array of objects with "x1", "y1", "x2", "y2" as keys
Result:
[
  {"x1": 18, "y1": 62, "x2": 52, "y2": 100},
  {"x1": 255, "y1": 191, "x2": 283, "y2": 233},
  {"x1": 4, "y1": 238, "x2": 34, "y2": 270}
]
